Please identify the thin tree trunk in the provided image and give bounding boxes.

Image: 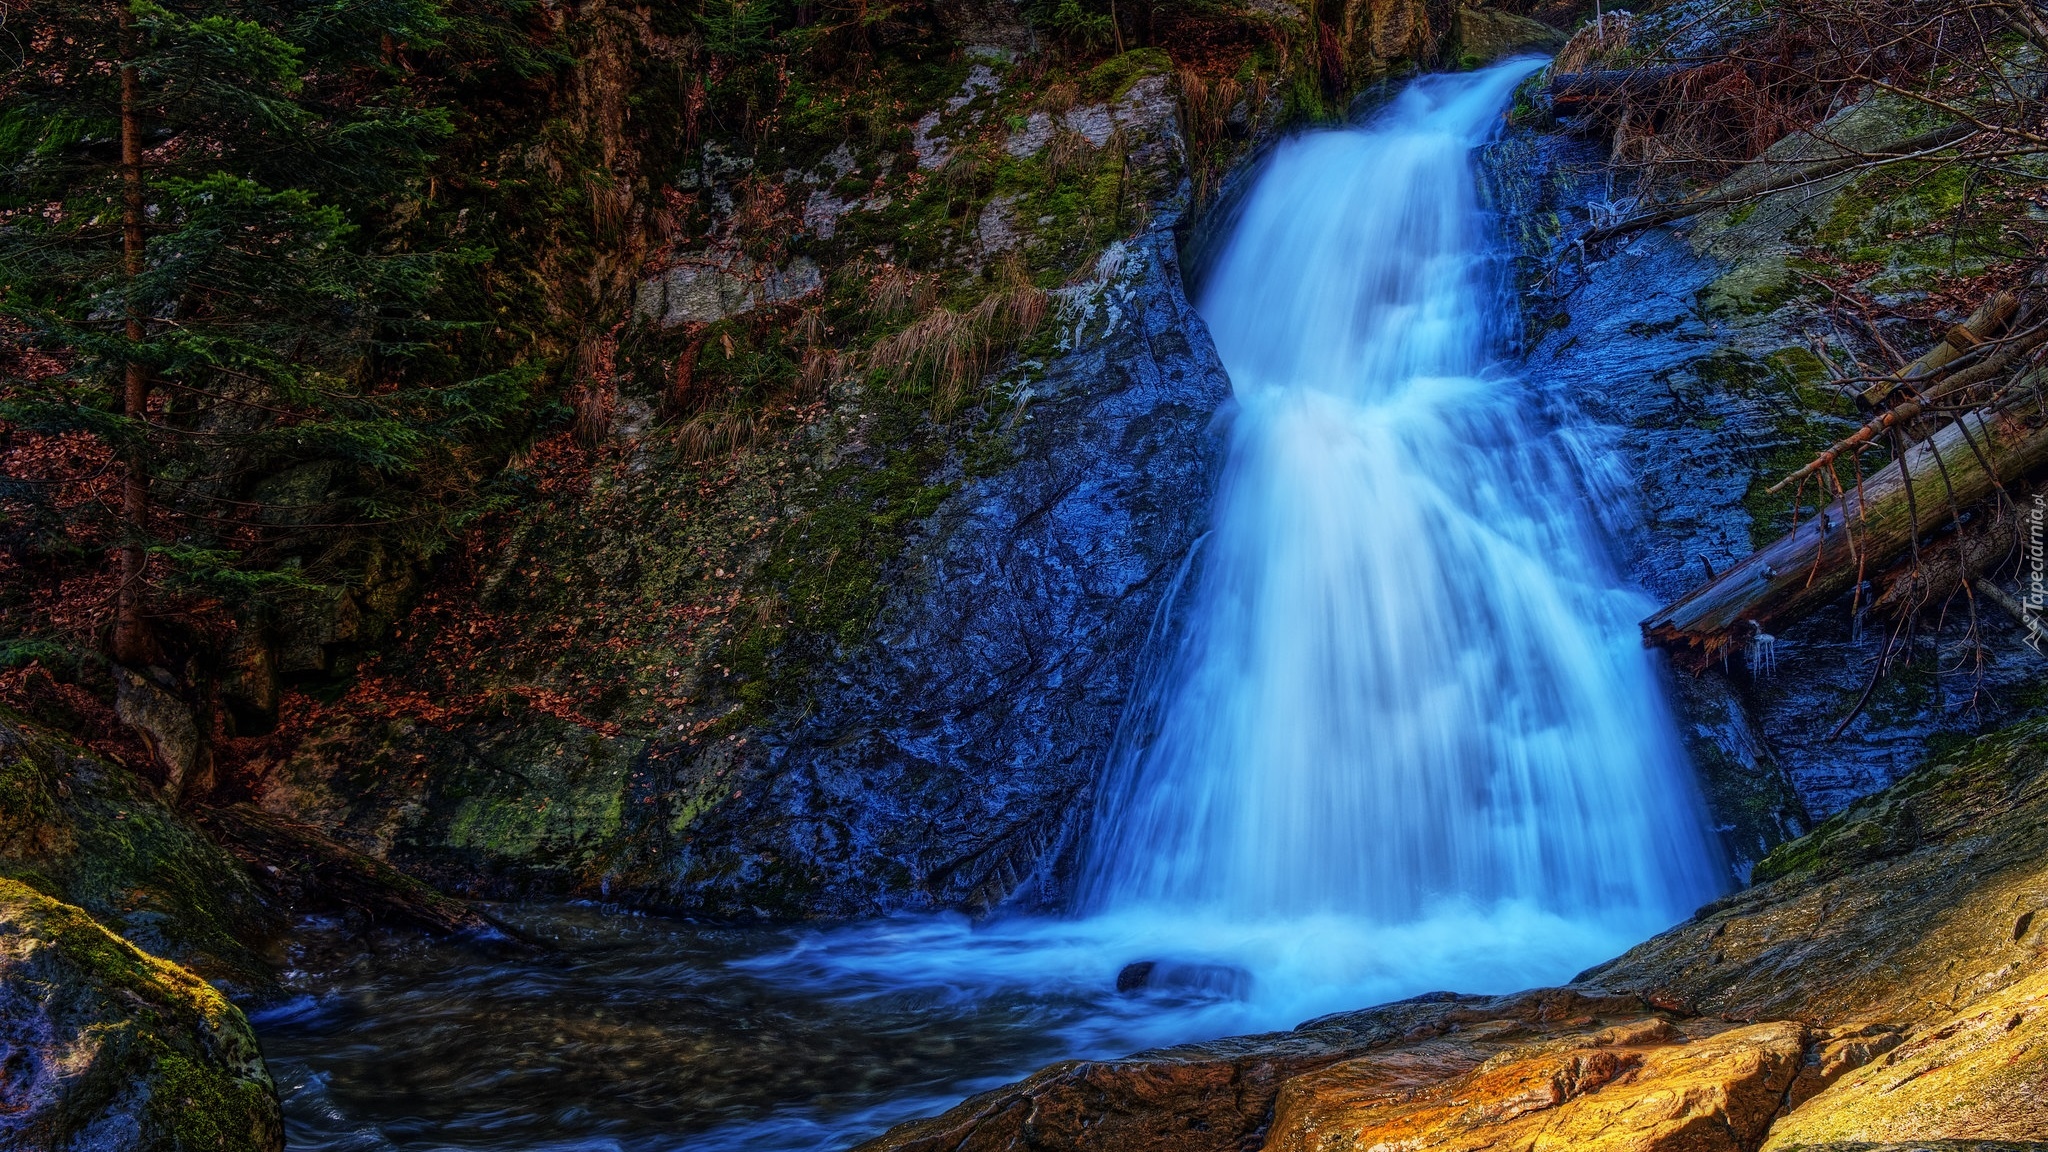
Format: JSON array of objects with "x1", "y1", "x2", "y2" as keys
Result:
[{"x1": 114, "y1": 3, "x2": 154, "y2": 667}]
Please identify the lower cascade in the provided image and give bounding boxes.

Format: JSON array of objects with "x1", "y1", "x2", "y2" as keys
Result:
[{"x1": 257, "y1": 61, "x2": 1730, "y2": 1152}]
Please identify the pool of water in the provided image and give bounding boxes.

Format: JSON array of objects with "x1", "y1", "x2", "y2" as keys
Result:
[{"x1": 255, "y1": 900, "x2": 1659, "y2": 1151}]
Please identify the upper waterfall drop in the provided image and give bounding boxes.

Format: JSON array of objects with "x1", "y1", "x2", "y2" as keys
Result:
[{"x1": 1078, "y1": 61, "x2": 1726, "y2": 927}]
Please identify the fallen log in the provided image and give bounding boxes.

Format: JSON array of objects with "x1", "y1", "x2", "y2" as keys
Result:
[
  {"x1": 1642, "y1": 403, "x2": 2048, "y2": 669},
  {"x1": 198, "y1": 803, "x2": 514, "y2": 939},
  {"x1": 1854, "y1": 292, "x2": 2020, "y2": 411},
  {"x1": 1548, "y1": 65, "x2": 1696, "y2": 111}
]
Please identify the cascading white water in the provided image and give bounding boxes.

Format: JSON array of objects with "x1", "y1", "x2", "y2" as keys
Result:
[{"x1": 1079, "y1": 62, "x2": 1724, "y2": 933}]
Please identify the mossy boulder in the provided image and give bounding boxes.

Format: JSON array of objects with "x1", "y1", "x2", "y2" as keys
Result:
[
  {"x1": 1454, "y1": 5, "x2": 1565, "y2": 68},
  {"x1": 0, "y1": 879, "x2": 283, "y2": 1152},
  {"x1": 0, "y1": 714, "x2": 280, "y2": 993}
]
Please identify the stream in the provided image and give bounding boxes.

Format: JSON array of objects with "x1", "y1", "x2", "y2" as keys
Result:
[{"x1": 258, "y1": 61, "x2": 1727, "y2": 1152}]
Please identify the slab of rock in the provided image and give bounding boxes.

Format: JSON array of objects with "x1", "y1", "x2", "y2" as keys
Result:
[
  {"x1": 1762, "y1": 966, "x2": 2048, "y2": 1147},
  {"x1": 633, "y1": 252, "x2": 822, "y2": 328},
  {"x1": 857, "y1": 990, "x2": 1690, "y2": 1152},
  {"x1": 1455, "y1": 5, "x2": 1566, "y2": 64},
  {"x1": 1269, "y1": 1020, "x2": 1805, "y2": 1152},
  {"x1": 0, "y1": 879, "x2": 283, "y2": 1152}
]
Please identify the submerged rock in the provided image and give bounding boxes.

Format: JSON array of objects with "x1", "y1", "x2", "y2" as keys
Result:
[
  {"x1": 0, "y1": 879, "x2": 283, "y2": 1152},
  {"x1": 1115, "y1": 959, "x2": 1253, "y2": 998}
]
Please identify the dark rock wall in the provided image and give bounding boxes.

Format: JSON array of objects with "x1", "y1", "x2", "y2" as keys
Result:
[
  {"x1": 668, "y1": 222, "x2": 1234, "y2": 917},
  {"x1": 1486, "y1": 103, "x2": 2042, "y2": 852}
]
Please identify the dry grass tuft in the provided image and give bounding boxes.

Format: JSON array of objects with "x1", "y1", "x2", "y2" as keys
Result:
[
  {"x1": 1041, "y1": 80, "x2": 1079, "y2": 117},
  {"x1": 868, "y1": 256, "x2": 1049, "y2": 415},
  {"x1": 1178, "y1": 68, "x2": 1245, "y2": 206},
  {"x1": 675, "y1": 406, "x2": 759, "y2": 462},
  {"x1": 863, "y1": 264, "x2": 932, "y2": 325},
  {"x1": 1045, "y1": 124, "x2": 1096, "y2": 187},
  {"x1": 796, "y1": 347, "x2": 849, "y2": 401},
  {"x1": 1553, "y1": 10, "x2": 1634, "y2": 75}
]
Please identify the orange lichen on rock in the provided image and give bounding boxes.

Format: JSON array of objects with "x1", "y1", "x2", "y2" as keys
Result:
[{"x1": 1267, "y1": 1020, "x2": 1805, "y2": 1152}]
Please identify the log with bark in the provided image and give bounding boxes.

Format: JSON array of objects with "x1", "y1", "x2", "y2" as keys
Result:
[
  {"x1": 1641, "y1": 402, "x2": 2048, "y2": 669},
  {"x1": 1548, "y1": 65, "x2": 1697, "y2": 112}
]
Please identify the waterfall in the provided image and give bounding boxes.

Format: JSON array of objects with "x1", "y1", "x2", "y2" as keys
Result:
[
  {"x1": 256, "y1": 63, "x2": 1746, "y2": 1152},
  {"x1": 659, "y1": 62, "x2": 1733, "y2": 1099},
  {"x1": 1078, "y1": 62, "x2": 1724, "y2": 932}
]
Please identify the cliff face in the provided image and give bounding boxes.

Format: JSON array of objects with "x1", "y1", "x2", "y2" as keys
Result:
[
  {"x1": 856, "y1": 717, "x2": 2048, "y2": 1151},
  {"x1": 236, "y1": 2, "x2": 1563, "y2": 920},
  {"x1": 665, "y1": 222, "x2": 1232, "y2": 917}
]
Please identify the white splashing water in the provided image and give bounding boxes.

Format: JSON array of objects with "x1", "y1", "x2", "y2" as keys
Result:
[{"x1": 751, "y1": 57, "x2": 1728, "y2": 1091}]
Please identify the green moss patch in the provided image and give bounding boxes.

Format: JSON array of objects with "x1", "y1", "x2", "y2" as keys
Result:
[
  {"x1": 1752, "y1": 717, "x2": 2048, "y2": 885},
  {"x1": 0, "y1": 713, "x2": 279, "y2": 991},
  {"x1": 1686, "y1": 348, "x2": 1875, "y2": 548}
]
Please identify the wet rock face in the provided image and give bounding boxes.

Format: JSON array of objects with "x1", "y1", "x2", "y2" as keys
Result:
[
  {"x1": 0, "y1": 879, "x2": 283, "y2": 1152},
  {"x1": 1482, "y1": 129, "x2": 1811, "y2": 880},
  {"x1": 1488, "y1": 111, "x2": 2040, "y2": 840},
  {"x1": 667, "y1": 225, "x2": 1234, "y2": 917}
]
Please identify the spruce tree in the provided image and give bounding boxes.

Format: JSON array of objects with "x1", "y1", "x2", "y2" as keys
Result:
[{"x1": 1, "y1": 0, "x2": 530, "y2": 684}]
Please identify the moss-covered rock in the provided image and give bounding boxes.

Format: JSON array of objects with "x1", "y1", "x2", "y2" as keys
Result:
[
  {"x1": 0, "y1": 713, "x2": 280, "y2": 993},
  {"x1": 1751, "y1": 717, "x2": 2048, "y2": 886},
  {"x1": 0, "y1": 879, "x2": 283, "y2": 1152}
]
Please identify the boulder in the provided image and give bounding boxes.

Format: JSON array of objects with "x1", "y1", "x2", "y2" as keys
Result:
[
  {"x1": 0, "y1": 879, "x2": 283, "y2": 1152},
  {"x1": 1455, "y1": 5, "x2": 1567, "y2": 65}
]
